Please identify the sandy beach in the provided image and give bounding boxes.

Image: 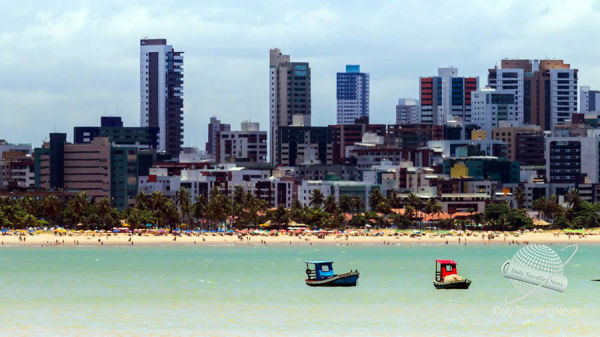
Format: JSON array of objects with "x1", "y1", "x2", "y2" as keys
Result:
[{"x1": 0, "y1": 230, "x2": 597, "y2": 247}]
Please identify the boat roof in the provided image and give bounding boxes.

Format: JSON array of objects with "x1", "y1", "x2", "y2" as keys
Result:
[
  {"x1": 305, "y1": 261, "x2": 333, "y2": 264},
  {"x1": 435, "y1": 259, "x2": 457, "y2": 265}
]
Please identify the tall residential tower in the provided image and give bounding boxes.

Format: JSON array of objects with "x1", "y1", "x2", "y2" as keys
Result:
[
  {"x1": 419, "y1": 67, "x2": 478, "y2": 125},
  {"x1": 269, "y1": 48, "x2": 311, "y2": 164},
  {"x1": 488, "y1": 59, "x2": 578, "y2": 130},
  {"x1": 336, "y1": 65, "x2": 370, "y2": 124},
  {"x1": 140, "y1": 38, "x2": 184, "y2": 157}
]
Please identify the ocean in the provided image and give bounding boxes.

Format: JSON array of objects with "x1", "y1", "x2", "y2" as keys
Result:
[{"x1": 1, "y1": 243, "x2": 597, "y2": 336}]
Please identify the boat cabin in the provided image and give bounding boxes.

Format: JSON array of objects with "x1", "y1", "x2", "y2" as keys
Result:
[
  {"x1": 305, "y1": 261, "x2": 335, "y2": 280},
  {"x1": 435, "y1": 259, "x2": 457, "y2": 282}
]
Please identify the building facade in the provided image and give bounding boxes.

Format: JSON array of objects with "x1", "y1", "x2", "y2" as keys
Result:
[
  {"x1": 216, "y1": 122, "x2": 268, "y2": 164},
  {"x1": 471, "y1": 88, "x2": 516, "y2": 133},
  {"x1": 492, "y1": 124, "x2": 545, "y2": 167},
  {"x1": 545, "y1": 136, "x2": 600, "y2": 184},
  {"x1": 34, "y1": 134, "x2": 138, "y2": 209},
  {"x1": 420, "y1": 68, "x2": 478, "y2": 125},
  {"x1": 337, "y1": 65, "x2": 370, "y2": 124},
  {"x1": 206, "y1": 117, "x2": 231, "y2": 156},
  {"x1": 269, "y1": 48, "x2": 311, "y2": 164},
  {"x1": 580, "y1": 86, "x2": 600, "y2": 114},
  {"x1": 74, "y1": 117, "x2": 159, "y2": 150},
  {"x1": 277, "y1": 126, "x2": 333, "y2": 166},
  {"x1": 396, "y1": 98, "x2": 420, "y2": 124},
  {"x1": 488, "y1": 59, "x2": 578, "y2": 130},
  {"x1": 140, "y1": 38, "x2": 184, "y2": 157}
]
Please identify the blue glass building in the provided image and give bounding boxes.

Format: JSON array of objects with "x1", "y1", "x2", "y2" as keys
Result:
[{"x1": 336, "y1": 65, "x2": 370, "y2": 125}]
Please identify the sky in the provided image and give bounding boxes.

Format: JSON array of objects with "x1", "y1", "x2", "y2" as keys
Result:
[{"x1": 1, "y1": 0, "x2": 600, "y2": 149}]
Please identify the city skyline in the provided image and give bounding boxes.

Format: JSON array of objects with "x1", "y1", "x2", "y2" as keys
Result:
[{"x1": 2, "y1": 1, "x2": 600, "y2": 149}]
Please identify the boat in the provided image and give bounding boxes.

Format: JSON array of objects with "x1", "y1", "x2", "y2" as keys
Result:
[
  {"x1": 433, "y1": 259, "x2": 471, "y2": 289},
  {"x1": 304, "y1": 261, "x2": 359, "y2": 287}
]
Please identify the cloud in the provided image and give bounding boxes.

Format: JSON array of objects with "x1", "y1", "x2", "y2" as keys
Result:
[{"x1": 1, "y1": 0, "x2": 600, "y2": 150}]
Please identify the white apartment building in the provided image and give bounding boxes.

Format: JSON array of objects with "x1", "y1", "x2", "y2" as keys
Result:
[
  {"x1": 550, "y1": 69, "x2": 578, "y2": 127},
  {"x1": 487, "y1": 68, "x2": 524, "y2": 123},
  {"x1": 396, "y1": 98, "x2": 420, "y2": 124},
  {"x1": 471, "y1": 88, "x2": 517, "y2": 133},
  {"x1": 580, "y1": 86, "x2": 600, "y2": 114}
]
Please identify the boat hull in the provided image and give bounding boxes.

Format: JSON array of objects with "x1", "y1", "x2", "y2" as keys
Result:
[
  {"x1": 306, "y1": 272, "x2": 359, "y2": 287},
  {"x1": 433, "y1": 279, "x2": 471, "y2": 289}
]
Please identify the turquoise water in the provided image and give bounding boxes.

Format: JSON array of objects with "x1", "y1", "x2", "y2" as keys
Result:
[{"x1": 1, "y1": 244, "x2": 598, "y2": 336}]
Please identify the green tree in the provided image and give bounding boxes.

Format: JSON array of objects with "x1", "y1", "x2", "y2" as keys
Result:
[
  {"x1": 206, "y1": 187, "x2": 231, "y2": 228},
  {"x1": 351, "y1": 195, "x2": 363, "y2": 214},
  {"x1": 309, "y1": 189, "x2": 325, "y2": 209},
  {"x1": 42, "y1": 195, "x2": 63, "y2": 226},
  {"x1": 323, "y1": 195, "x2": 338, "y2": 215},
  {"x1": 513, "y1": 186, "x2": 525, "y2": 209},
  {"x1": 566, "y1": 189, "x2": 581, "y2": 209},
  {"x1": 266, "y1": 204, "x2": 289, "y2": 228},
  {"x1": 175, "y1": 186, "x2": 192, "y2": 226},
  {"x1": 369, "y1": 188, "x2": 385, "y2": 211}
]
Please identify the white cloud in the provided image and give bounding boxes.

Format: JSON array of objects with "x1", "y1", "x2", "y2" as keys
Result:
[{"x1": 0, "y1": 0, "x2": 599, "y2": 148}]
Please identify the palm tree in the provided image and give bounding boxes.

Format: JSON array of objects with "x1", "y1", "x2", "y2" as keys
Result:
[
  {"x1": 566, "y1": 189, "x2": 581, "y2": 209},
  {"x1": 323, "y1": 195, "x2": 338, "y2": 214},
  {"x1": 533, "y1": 196, "x2": 547, "y2": 220},
  {"x1": 375, "y1": 201, "x2": 392, "y2": 227},
  {"x1": 351, "y1": 195, "x2": 363, "y2": 214},
  {"x1": 369, "y1": 188, "x2": 385, "y2": 211},
  {"x1": 67, "y1": 192, "x2": 89, "y2": 226},
  {"x1": 206, "y1": 186, "x2": 231, "y2": 229},
  {"x1": 149, "y1": 191, "x2": 167, "y2": 211},
  {"x1": 175, "y1": 186, "x2": 192, "y2": 227},
  {"x1": 407, "y1": 193, "x2": 423, "y2": 228},
  {"x1": 467, "y1": 207, "x2": 475, "y2": 229},
  {"x1": 42, "y1": 195, "x2": 63, "y2": 226},
  {"x1": 309, "y1": 189, "x2": 325, "y2": 209},
  {"x1": 339, "y1": 194, "x2": 352, "y2": 213},
  {"x1": 424, "y1": 197, "x2": 442, "y2": 224},
  {"x1": 513, "y1": 186, "x2": 525, "y2": 209},
  {"x1": 192, "y1": 194, "x2": 207, "y2": 227},
  {"x1": 386, "y1": 191, "x2": 402, "y2": 209},
  {"x1": 266, "y1": 204, "x2": 289, "y2": 228},
  {"x1": 135, "y1": 192, "x2": 150, "y2": 210},
  {"x1": 98, "y1": 197, "x2": 112, "y2": 227}
]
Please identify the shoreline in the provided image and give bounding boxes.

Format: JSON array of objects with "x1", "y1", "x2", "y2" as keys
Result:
[{"x1": 0, "y1": 232, "x2": 595, "y2": 247}]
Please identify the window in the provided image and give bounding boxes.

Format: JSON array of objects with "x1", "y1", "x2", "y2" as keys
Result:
[
  {"x1": 445, "y1": 265, "x2": 453, "y2": 272},
  {"x1": 321, "y1": 264, "x2": 331, "y2": 272}
]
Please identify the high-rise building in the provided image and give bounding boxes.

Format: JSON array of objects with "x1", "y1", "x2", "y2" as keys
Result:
[
  {"x1": 396, "y1": 98, "x2": 420, "y2": 124},
  {"x1": 269, "y1": 48, "x2": 311, "y2": 164},
  {"x1": 419, "y1": 68, "x2": 478, "y2": 125},
  {"x1": 140, "y1": 38, "x2": 184, "y2": 157},
  {"x1": 471, "y1": 88, "x2": 516, "y2": 133},
  {"x1": 488, "y1": 59, "x2": 578, "y2": 130},
  {"x1": 206, "y1": 117, "x2": 231, "y2": 156},
  {"x1": 580, "y1": 86, "x2": 600, "y2": 114},
  {"x1": 336, "y1": 65, "x2": 370, "y2": 124}
]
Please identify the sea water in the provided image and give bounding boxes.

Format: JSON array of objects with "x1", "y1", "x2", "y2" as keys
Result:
[{"x1": 0, "y1": 244, "x2": 598, "y2": 336}]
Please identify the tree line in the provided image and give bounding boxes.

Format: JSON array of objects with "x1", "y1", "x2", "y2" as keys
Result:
[{"x1": 0, "y1": 186, "x2": 595, "y2": 230}]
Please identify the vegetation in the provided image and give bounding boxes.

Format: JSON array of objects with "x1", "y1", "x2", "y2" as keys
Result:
[{"x1": 1, "y1": 186, "x2": 598, "y2": 231}]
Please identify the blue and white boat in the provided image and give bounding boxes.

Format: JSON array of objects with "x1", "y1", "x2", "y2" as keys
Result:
[{"x1": 304, "y1": 261, "x2": 359, "y2": 287}]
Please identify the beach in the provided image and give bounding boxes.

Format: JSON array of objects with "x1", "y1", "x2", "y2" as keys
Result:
[{"x1": 0, "y1": 230, "x2": 597, "y2": 247}]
